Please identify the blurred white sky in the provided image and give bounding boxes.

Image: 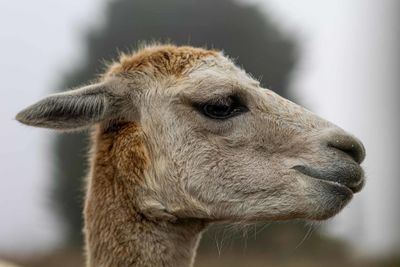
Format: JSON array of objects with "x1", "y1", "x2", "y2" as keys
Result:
[
  {"x1": 0, "y1": 0, "x2": 398, "y2": 256},
  {"x1": 0, "y1": 0, "x2": 108, "y2": 254}
]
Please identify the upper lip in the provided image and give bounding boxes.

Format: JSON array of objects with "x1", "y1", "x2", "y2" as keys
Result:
[{"x1": 292, "y1": 164, "x2": 364, "y2": 193}]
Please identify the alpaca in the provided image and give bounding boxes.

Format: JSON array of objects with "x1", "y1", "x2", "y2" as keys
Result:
[{"x1": 16, "y1": 44, "x2": 365, "y2": 267}]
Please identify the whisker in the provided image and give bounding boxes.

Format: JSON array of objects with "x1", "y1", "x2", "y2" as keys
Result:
[{"x1": 295, "y1": 223, "x2": 316, "y2": 249}]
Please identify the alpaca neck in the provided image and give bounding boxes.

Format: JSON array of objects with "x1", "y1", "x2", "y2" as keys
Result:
[
  {"x1": 84, "y1": 192, "x2": 204, "y2": 266},
  {"x1": 84, "y1": 125, "x2": 206, "y2": 267}
]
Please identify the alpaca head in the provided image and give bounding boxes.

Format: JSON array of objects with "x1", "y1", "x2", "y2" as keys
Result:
[{"x1": 16, "y1": 45, "x2": 365, "y2": 223}]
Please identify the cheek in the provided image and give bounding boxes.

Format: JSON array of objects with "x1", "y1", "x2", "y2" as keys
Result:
[{"x1": 184, "y1": 149, "x2": 291, "y2": 203}]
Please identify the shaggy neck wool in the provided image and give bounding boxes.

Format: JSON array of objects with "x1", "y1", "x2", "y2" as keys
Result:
[{"x1": 84, "y1": 124, "x2": 205, "y2": 267}]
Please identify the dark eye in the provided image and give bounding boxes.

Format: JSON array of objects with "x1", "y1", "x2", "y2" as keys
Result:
[{"x1": 199, "y1": 96, "x2": 248, "y2": 120}]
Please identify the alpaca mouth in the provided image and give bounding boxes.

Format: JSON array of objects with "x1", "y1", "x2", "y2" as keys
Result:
[{"x1": 292, "y1": 164, "x2": 365, "y2": 193}]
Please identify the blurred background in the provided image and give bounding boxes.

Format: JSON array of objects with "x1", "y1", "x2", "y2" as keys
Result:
[{"x1": 1, "y1": 0, "x2": 399, "y2": 266}]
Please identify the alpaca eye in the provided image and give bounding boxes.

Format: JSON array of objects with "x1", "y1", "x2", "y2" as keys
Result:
[
  {"x1": 203, "y1": 103, "x2": 233, "y2": 119},
  {"x1": 200, "y1": 96, "x2": 247, "y2": 120}
]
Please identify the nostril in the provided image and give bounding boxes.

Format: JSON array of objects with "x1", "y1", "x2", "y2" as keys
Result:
[{"x1": 327, "y1": 135, "x2": 366, "y2": 164}]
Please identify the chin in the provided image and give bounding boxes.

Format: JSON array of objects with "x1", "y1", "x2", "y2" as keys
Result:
[{"x1": 306, "y1": 180, "x2": 354, "y2": 221}]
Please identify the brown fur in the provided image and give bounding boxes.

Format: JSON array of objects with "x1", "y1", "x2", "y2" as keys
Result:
[
  {"x1": 85, "y1": 123, "x2": 147, "y2": 265},
  {"x1": 107, "y1": 45, "x2": 218, "y2": 77}
]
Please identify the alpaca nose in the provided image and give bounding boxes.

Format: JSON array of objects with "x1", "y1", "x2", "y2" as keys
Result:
[{"x1": 327, "y1": 133, "x2": 366, "y2": 164}]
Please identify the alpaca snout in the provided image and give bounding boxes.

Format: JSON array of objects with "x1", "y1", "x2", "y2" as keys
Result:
[{"x1": 291, "y1": 129, "x2": 366, "y2": 194}]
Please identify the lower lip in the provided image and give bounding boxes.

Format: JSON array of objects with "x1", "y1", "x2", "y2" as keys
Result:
[{"x1": 308, "y1": 179, "x2": 354, "y2": 202}]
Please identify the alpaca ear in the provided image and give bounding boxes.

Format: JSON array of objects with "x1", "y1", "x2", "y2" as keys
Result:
[{"x1": 16, "y1": 83, "x2": 119, "y2": 130}]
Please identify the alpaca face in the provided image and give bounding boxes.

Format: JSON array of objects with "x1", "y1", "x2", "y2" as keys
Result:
[
  {"x1": 136, "y1": 55, "x2": 365, "y2": 222},
  {"x1": 16, "y1": 45, "x2": 365, "y2": 223}
]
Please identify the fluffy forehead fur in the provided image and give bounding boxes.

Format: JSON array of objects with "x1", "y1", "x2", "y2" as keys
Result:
[{"x1": 106, "y1": 44, "x2": 219, "y2": 77}]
